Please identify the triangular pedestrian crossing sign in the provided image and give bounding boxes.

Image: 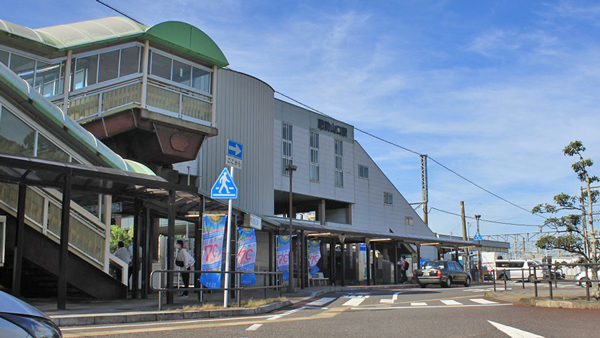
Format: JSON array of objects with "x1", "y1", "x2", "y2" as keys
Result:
[
  {"x1": 473, "y1": 231, "x2": 482, "y2": 240},
  {"x1": 211, "y1": 168, "x2": 238, "y2": 199}
]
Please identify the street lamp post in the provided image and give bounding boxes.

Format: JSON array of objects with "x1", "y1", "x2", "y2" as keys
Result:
[
  {"x1": 475, "y1": 215, "x2": 482, "y2": 282},
  {"x1": 287, "y1": 163, "x2": 298, "y2": 293}
]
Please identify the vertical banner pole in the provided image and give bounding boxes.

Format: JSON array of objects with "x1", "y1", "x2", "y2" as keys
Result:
[{"x1": 223, "y1": 166, "x2": 234, "y2": 307}]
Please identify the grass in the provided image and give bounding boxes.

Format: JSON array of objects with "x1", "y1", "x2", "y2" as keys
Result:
[{"x1": 179, "y1": 297, "x2": 288, "y2": 311}]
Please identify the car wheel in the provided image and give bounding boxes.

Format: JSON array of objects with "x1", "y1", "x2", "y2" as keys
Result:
[
  {"x1": 441, "y1": 277, "x2": 452, "y2": 288},
  {"x1": 579, "y1": 277, "x2": 590, "y2": 287},
  {"x1": 463, "y1": 276, "x2": 471, "y2": 287},
  {"x1": 528, "y1": 275, "x2": 535, "y2": 283},
  {"x1": 418, "y1": 283, "x2": 427, "y2": 288}
]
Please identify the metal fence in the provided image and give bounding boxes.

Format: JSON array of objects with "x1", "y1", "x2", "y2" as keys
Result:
[
  {"x1": 150, "y1": 270, "x2": 284, "y2": 310},
  {"x1": 491, "y1": 262, "x2": 600, "y2": 301}
]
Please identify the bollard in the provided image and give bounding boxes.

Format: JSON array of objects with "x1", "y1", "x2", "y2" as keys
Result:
[
  {"x1": 503, "y1": 269, "x2": 507, "y2": 291},
  {"x1": 493, "y1": 269, "x2": 496, "y2": 292},
  {"x1": 521, "y1": 268, "x2": 525, "y2": 289},
  {"x1": 264, "y1": 274, "x2": 268, "y2": 299},
  {"x1": 158, "y1": 291, "x2": 162, "y2": 311},
  {"x1": 237, "y1": 273, "x2": 242, "y2": 308},
  {"x1": 585, "y1": 267, "x2": 590, "y2": 301},
  {"x1": 533, "y1": 266, "x2": 538, "y2": 298}
]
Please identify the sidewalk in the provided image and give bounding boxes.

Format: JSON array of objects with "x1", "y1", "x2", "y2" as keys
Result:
[
  {"x1": 484, "y1": 280, "x2": 600, "y2": 310},
  {"x1": 28, "y1": 281, "x2": 600, "y2": 327}
]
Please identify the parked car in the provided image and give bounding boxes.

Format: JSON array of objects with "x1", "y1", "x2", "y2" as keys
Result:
[
  {"x1": 575, "y1": 268, "x2": 600, "y2": 287},
  {"x1": 493, "y1": 260, "x2": 545, "y2": 282},
  {"x1": 0, "y1": 290, "x2": 62, "y2": 338},
  {"x1": 413, "y1": 260, "x2": 471, "y2": 288}
]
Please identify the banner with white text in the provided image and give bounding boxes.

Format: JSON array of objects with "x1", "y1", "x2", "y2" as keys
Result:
[
  {"x1": 308, "y1": 240, "x2": 321, "y2": 275},
  {"x1": 276, "y1": 235, "x2": 290, "y2": 281},
  {"x1": 200, "y1": 215, "x2": 227, "y2": 288},
  {"x1": 237, "y1": 228, "x2": 257, "y2": 286}
]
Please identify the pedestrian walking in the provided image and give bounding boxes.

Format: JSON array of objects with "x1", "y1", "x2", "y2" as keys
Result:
[
  {"x1": 399, "y1": 256, "x2": 408, "y2": 283},
  {"x1": 176, "y1": 240, "x2": 195, "y2": 297}
]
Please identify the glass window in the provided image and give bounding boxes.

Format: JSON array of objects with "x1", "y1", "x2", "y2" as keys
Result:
[
  {"x1": 404, "y1": 216, "x2": 413, "y2": 226},
  {"x1": 192, "y1": 67, "x2": 211, "y2": 93},
  {"x1": 282, "y1": 124, "x2": 293, "y2": 175},
  {"x1": 10, "y1": 54, "x2": 35, "y2": 86},
  {"x1": 335, "y1": 140, "x2": 343, "y2": 186},
  {"x1": 151, "y1": 52, "x2": 171, "y2": 80},
  {"x1": 98, "y1": 50, "x2": 119, "y2": 83},
  {"x1": 0, "y1": 50, "x2": 8, "y2": 66},
  {"x1": 119, "y1": 46, "x2": 140, "y2": 77},
  {"x1": 74, "y1": 55, "x2": 98, "y2": 90},
  {"x1": 0, "y1": 107, "x2": 35, "y2": 156},
  {"x1": 34, "y1": 61, "x2": 63, "y2": 97},
  {"x1": 172, "y1": 60, "x2": 191, "y2": 86},
  {"x1": 310, "y1": 132, "x2": 319, "y2": 182},
  {"x1": 37, "y1": 134, "x2": 69, "y2": 162},
  {"x1": 359, "y1": 165, "x2": 369, "y2": 179},
  {"x1": 384, "y1": 192, "x2": 393, "y2": 205}
]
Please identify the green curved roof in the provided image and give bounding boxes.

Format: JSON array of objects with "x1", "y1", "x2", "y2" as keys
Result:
[
  {"x1": 0, "y1": 62, "x2": 156, "y2": 176},
  {"x1": 0, "y1": 17, "x2": 228, "y2": 67}
]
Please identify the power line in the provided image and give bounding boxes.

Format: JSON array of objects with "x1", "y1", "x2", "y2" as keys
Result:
[
  {"x1": 430, "y1": 207, "x2": 542, "y2": 227},
  {"x1": 274, "y1": 90, "x2": 537, "y2": 217},
  {"x1": 95, "y1": 0, "x2": 145, "y2": 25}
]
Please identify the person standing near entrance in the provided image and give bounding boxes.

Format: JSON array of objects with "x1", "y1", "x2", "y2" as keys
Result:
[
  {"x1": 113, "y1": 241, "x2": 131, "y2": 282},
  {"x1": 176, "y1": 240, "x2": 195, "y2": 297},
  {"x1": 399, "y1": 256, "x2": 408, "y2": 283}
]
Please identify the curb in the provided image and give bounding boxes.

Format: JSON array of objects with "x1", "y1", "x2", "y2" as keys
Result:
[
  {"x1": 51, "y1": 300, "x2": 292, "y2": 327},
  {"x1": 484, "y1": 292, "x2": 600, "y2": 310}
]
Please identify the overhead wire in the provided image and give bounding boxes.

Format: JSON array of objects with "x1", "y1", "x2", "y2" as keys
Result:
[{"x1": 429, "y1": 207, "x2": 543, "y2": 227}]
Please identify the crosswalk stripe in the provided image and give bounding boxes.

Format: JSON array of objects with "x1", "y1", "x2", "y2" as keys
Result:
[
  {"x1": 440, "y1": 300, "x2": 462, "y2": 305},
  {"x1": 342, "y1": 296, "x2": 369, "y2": 306},
  {"x1": 411, "y1": 302, "x2": 428, "y2": 306},
  {"x1": 470, "y1": 298, "x2": 497, "y2": 304},
  {"x1": 246, "y1": 324, "x2": 263, "y2": 331},
  {"x1": 307, "y1": 297, "x2": 336, "y2": 306}
]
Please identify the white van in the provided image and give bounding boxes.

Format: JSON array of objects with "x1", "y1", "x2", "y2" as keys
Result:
[{"x1": 493, "y1": 260, "x2": 545, "y2": 282}]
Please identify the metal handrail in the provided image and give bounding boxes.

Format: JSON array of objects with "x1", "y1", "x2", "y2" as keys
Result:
[{"x1": 150, "y1": 269, "x2": 284, "y2": 310}]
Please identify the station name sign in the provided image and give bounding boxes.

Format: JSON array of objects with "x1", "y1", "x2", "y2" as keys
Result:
[{"x1": 318, "y1": 119, "x2": 348, "y2": 137}]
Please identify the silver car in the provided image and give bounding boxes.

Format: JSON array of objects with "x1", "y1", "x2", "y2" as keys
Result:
[{"x1": 0, "y1": 290, "x2": 62, "y2": 338}]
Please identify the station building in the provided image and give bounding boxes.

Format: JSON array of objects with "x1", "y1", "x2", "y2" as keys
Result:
[{"x1": 0, "y1": 15, "x2": 478, "y2": 307}]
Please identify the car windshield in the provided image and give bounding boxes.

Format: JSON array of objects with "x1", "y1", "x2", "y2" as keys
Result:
[{"x1": 423, "y1": 261, "x2": 445, "y2": 269}]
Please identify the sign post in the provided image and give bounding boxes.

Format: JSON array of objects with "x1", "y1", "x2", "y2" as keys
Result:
[{"x1": 211, "y1": 141, "x2": 242, "y2": 307}]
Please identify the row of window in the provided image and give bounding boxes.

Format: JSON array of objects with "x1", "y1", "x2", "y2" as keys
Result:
[
  {"x1": 0, "y1": 106, "x2": 72, "y2": 163},
  {"x1": 0, "y1": 45, "x2": 213, "y2": 98}
]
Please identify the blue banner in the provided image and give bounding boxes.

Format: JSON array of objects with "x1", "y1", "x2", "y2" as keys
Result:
[
  {"x1": 308, "y1": 240, "x2": 321, "y2": 275},
  {"x1": 277, "y1": 235, "x2": 290, "y2": 281},
  {"x1": 200, "y1": 215, "x2": 227, "y2": 288},
  {"x1": 237, "y1": 228, "x2": 257, "y2": 286}
]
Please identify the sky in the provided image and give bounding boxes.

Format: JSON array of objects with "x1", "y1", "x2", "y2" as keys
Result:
[{"x1": 4, "y1": 0, "x2": 600, "y2": 238}]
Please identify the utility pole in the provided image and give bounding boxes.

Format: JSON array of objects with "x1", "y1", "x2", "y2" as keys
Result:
[
  {"x1": 421, "y1": 155, "x2": 428, "y2": 226},
  {"x1": 460, "y1": 201, "x2": 469, "y2": 270},
  {"x1": 581, "y1": 187, "x2": 590, "y2": 259},
  {"x1": 475, "y1": 215, "x2": 482, "y2": 282}
]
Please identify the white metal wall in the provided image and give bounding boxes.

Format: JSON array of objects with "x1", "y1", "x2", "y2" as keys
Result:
[{"x1": 175, "y1": 69, "x2": 275, "y2": 215}]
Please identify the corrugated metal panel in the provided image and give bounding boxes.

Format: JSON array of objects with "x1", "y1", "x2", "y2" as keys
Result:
[{"x1": 199, "y1": 69, "x2": 275, "y2": 215}]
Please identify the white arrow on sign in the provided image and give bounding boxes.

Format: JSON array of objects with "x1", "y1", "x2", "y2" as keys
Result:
[
  {"x1": 229, "y1": 143, "x2": 242, "y2": 156},
  {"x1": 488, "y1": 320, "x2": 544, "y2": 338}
]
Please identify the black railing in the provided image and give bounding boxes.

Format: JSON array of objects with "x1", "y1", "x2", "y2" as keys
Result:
[{"x1": 150, "y1": 270, "x2": 284, "y2": 310}]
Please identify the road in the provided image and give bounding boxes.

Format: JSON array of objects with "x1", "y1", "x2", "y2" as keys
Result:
[{"x1": 61, "y1": 285, "x2": 600, "y2": 338}]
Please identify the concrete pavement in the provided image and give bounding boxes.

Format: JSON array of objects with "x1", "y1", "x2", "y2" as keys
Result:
[{"x1": 25, "y1": 280, "x2": 600, "y2": 327}]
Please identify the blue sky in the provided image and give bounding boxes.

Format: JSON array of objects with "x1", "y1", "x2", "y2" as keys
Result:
[{"x1": 5, "y1": 0, "x2": 600, "y2": 238}]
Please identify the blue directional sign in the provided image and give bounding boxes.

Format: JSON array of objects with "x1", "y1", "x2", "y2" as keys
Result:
[
  {"x1": 227, "y1": 140, "x2": 243, "y2": 160},
  {"x1": 473, "y1": 231, "x2": 482, "y2": 240},
  {"x1": 211, "y1": 168, "x2": 238, "y2": 199}
]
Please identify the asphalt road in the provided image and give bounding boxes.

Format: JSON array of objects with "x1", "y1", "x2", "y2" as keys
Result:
[{"x1": 61, "y1": 285, "x2": 600, "y2": 338}]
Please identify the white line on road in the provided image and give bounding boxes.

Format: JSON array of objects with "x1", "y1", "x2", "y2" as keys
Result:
[
  {"x1": 246, "y1": 324, "x2": 263, "y2": 331},
  {"x1": 380, "y1": 291, "x2": 403, "y2": 304},
  {"x1": 342, "y1": 296, "x2": 369, "y2": 306},
  {"x1": 307, "y1": 297, "x2": 336, "y2": 306},
  {"x1": 351, "y1": 303, "x2": 511, "y2": 311},
  {"x1": 440, "y1": 300, "x2": 462, "y2": 305},
  {"x1": 268, "y1": 307, "x2": 306, "y2": 320},
  {"x1": 410, "y1": 302, "x2": 428, "y2": 306},
  {"x1": 488, "y1": 320, "x2": 544, "y2": 338},
  {"x1": 470, "y1": 298, "x2": 497, "y2": 304}
]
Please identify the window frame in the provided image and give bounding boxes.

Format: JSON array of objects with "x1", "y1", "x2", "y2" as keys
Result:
[
  {"x1": 384, "y1": 192, "x2": 394, "y2": 206},
  {"x1": 334, "y1": 139, "x2": 343, "y2": 187},
  {"x1": 148, "y1": 48, "x2": 213, "y2": 97},
  {"x1": 358, "y1": 164, "x2": 369, "y2": 179},
  {"x1": 282, "y1": 123, "x2": 293, "y2": 176},
  {"x1": 309, "y1": 131, "x2": 319, "y2": 182}
]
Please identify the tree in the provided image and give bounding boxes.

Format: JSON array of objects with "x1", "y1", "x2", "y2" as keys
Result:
[
  {"x1": 532, "y1": 141, "x2": 599, "y2": 299},
  {"x1": 109, "y1": 224, "x2": 132, "y2": 253}
]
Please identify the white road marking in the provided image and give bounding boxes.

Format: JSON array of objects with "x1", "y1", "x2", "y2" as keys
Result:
[
  {"x1": 306, "y1": 297, "x2": 336, "y2": 306},
  {"x1": 380, "y1": 291, "x2": 403, "y2": 304},
  {"x1": 411, "y1": 302, "x2": 428, "y2": 306},
  {"x1": 246, "y1": 324, "x2": 263, "y2": 331},
  {"x1": 351, "y1": 303, "x2": 511, "y2": 311},
  {"x1": 440, "y1": 300, "x2": 462, "y2": 305},
  {"x1": 267, "y1": 307, "x2": 306, "y2": 321},
  {"x1": 342, "y1": 296, "x2": 369, "y2": 306},
  {"x1": 470, "y1": 298, "x2": 497, "y2": 304},
  {"x1": 488, "y1": 320, "x2": 544, "y2": 337}
]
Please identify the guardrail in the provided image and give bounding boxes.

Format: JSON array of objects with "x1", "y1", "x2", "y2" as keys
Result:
[
  {"x1": 150, "y1": 270, "x2": 284, "y2": 310},
  {"x1": 490, "y1": 262, "x2": 600, "y2": 301}
]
